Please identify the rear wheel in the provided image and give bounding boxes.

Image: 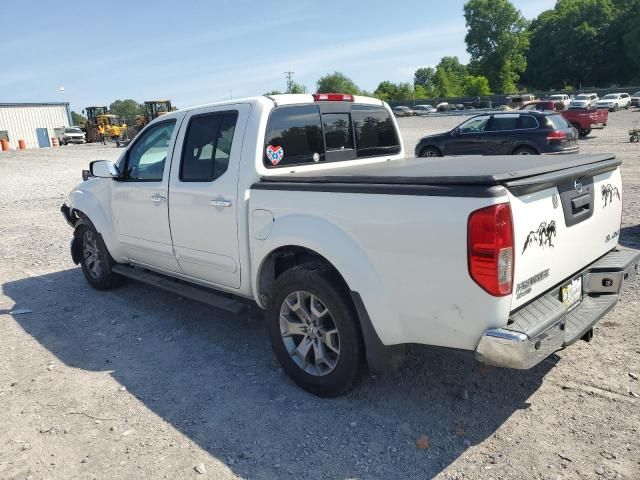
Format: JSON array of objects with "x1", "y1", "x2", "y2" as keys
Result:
[
  {"x1": 513, "y1": 146, "x2": 538, "y2": 155},
  {"x1": 76, "y1": 225, "x2": 124, "y2": 290},
  {"x1": 579, "y1": 128, "x2": 592, "y2": 137},
  {"x1": 419, "y1": 146, "x2": 442, "y2": 157},
  {"x1": 267, "y1": 264, "x2": 363, "y2": 397}
]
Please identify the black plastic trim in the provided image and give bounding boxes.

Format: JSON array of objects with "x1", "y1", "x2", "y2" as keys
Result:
[
  {"x1": 350, "y1": 292, "x2": 407, "y2": 375},
  {"x1": 251, "y1": 181, "x2": 506, "y2": 198}
]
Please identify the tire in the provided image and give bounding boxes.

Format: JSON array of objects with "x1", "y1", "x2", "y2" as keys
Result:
[
  {"x1": 513, "y1": 146, "x2": 538, "y2": 155},
  {"x1": 419, "y1": 146, "x2": 442, "y2": 157},
  {"x1": 579, "y1": 128, "x2": 592, "y2": 138},
  {"x1": 75, "y1": 224, "x2": 124, "y2": 290},
  {"x1": 267, "y1": 263, "x2": 364, "y2": 397}
]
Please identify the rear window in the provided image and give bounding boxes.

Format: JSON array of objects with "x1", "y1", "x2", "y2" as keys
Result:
[
  {"x1": 352, "y1": 105, "x2": 400, "y2": 158},
  {"x1": 264, "y1": 104, "x2": 400, "y2": 167},
  {"x1": 488, "y1": 115, "x2": 518, "y2": 131},
  {"x1": 546, "y1": 114, "x2": 569, "y2": 130}
]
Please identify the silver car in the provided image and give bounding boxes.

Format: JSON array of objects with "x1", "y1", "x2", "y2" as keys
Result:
[{"x1": 61, "y1": 127, "x2": 86, "y2": 145}]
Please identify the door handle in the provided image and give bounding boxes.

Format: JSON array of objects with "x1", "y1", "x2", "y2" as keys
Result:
[
  {"x1": 210, "y1": 199, "x2": 232, "y2": 208},
  {"x1": 150, "y1": 195, "x2": 166, "y2": 203}
]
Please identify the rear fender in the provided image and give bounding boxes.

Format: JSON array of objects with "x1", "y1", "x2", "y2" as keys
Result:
[{"x1": 252, "y1": 213, "x2": 399, "y2": 346}]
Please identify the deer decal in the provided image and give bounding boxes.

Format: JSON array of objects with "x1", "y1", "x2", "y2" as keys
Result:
[
  {"x1": 522, "y1": 220, "x2": 557, "y2": 254},
  {"x1": 601, "y1": 184, "x2": 620, "y2": 208}
]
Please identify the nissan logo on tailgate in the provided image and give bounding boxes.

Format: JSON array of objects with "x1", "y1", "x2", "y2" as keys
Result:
[{"x1": 574, "y1": 179, "x2": 583, "y2": 193}]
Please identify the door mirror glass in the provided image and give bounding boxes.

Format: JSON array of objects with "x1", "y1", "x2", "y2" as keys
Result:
[{"x1": 90, "y1": 160, "x2": 120, "y2": 178}]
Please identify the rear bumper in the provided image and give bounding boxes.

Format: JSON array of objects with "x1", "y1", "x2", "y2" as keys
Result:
[{"x1": 475, "y1": 249, "x2": 640, "y2": 369}]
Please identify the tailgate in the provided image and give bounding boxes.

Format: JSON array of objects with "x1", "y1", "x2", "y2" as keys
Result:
[{"x1": 508, "y1": 166, "x2": 622, "y2": 310}]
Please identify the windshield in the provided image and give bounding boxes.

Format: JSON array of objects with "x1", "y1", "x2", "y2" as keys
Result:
[
  {"x1": 65, "y1": 128, "x2": 82, "y2": 133},
  {"x1": 549, "y1": 95, "x2": 564, "y2": 100},
  {"x1": 575, "y1": 95, "x2": 590, "y2": 100},
  {"x1": 634, "y1": 92, "x2": 640, "y2": 97},
  {"x1": 602, "y1": 94, "x2": 618, "y2": 100}
]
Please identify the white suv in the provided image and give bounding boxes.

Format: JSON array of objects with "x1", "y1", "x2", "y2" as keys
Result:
[
  {"x1": 596, "y1": 93, "x2": 631, "y2": 111},
  {"x1": 570, "y1": 93, "x2": 599, "y2": 109}
]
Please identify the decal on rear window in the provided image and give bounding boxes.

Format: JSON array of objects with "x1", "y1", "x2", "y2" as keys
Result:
[{"x1": 266, "y1": 145, "x2": 284, "y2": 166}]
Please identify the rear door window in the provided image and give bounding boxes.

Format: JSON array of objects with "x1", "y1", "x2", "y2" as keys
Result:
[
  {"x1": 487, "y1": 115, "x2": 519, "y2": 131},
  {"x1": 264, "y1": 105, "x2": 324, "y2": 167}
]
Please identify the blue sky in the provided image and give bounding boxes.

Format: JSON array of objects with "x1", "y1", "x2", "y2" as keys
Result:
[{"x1": 2, "y1": 0, "x2": 556, "y2": 112}]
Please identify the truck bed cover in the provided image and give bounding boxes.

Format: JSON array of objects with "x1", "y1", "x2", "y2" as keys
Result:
[{"x1": 257, "y1": 154, "x2": 620, "y2": 196}]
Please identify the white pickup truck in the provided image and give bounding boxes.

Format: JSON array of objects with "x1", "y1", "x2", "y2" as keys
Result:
[{"x1": 61, "y1": 93, "x2": 639, "y2": 397}]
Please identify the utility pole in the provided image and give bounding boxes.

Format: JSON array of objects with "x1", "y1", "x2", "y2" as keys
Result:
[{"x1": 284, "y1": 71, "x2": 295, "y2": 93}]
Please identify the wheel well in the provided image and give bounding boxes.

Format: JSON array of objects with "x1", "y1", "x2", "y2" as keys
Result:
[
  {"x1": 257, "y1": 246, "x2": 348, "y2": 307},
  {"x1": 512, "y1": 145, "x2": 538, "y2": 154}
]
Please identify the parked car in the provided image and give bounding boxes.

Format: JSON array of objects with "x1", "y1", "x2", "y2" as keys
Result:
[
  {"x1": 548, "y1": 94, "x2": 572, "y2": 109},
  {"x1": 60, "y1": 127, "x2": 86, "y2": 145},
  {"x1": 415, "y1": 111, "x2": 579, "y2": 157},
  {"x1": 631, "y1": 91, "x2": 640, "y2": 108},
  {"x1": 563, "y1": 108, "x2": 609, "y2": 137},
  {"x1": 596, "y1": 93, "x2": 631, "y2": 111},
  {"x1": 570, "y1": 93, "x2": 599, "y2": 109},
  {"x1": 519, "y1": 100, "x2": 560, "y2": 112},
  {"x1": 60, "y1": 93, "x2": 638, "y2": 397},
  {"x1": 507, "y1": 94, "x2": 538, "y2": 109},
  {"x1": 392, "y1": 106, "x2": 415, "y2": 117},
  {"x1": 413, "y1": 104, "x2": 437, "y2": 115}
]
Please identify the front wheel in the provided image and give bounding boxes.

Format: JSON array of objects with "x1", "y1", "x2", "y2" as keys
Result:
[
  {"x1": 267, "y1": 264, "x2": 364, "y2": 397},
  {"x1": 76, "y1": 225, "x2": 124, "y2": 290},
  {"x1": 419, "y1": 146, "x2": 442, "y2": 157},
  {"x1": 579, "y1": 128, "x2": 592, "y2": 137}
]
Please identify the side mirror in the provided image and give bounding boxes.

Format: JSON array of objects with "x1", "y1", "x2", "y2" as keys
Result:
[{"x1": 90, "y1": 160, "x2": 120, "y2": 179}]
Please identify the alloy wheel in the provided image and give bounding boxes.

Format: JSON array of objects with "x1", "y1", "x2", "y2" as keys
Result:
[
  {"x1": 82, "y1": 230, "x2": 103, "y2": 279},
  {"x1": 279, "y1": 291, "x2": 340, "y2": 376}
]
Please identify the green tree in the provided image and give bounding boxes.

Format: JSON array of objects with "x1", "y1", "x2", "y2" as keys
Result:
[
  {"x1": 264, "y1": 90, "x2": 283, "y2": 95},
  {"x1": 316, "y1": 72, "x2": 361, "y2": 94},
  {"x1": 433, "y1": 56, "x2": 468, "y2": 97},
  {"x1": 289, "y1": 81, "x2": 308, "y2": 94},
  {"x1": 71, "y1": 111, "x2": 86, "y2": 126},
  {"x1": 414, "y1": 67, "x2": 437, "y2": 96},
  {"x1": 414, "y1": 84, "x2": 428, "y2": 99},
  {"x1": 109, "y1": 99, "x2": 144, "y2": 123},
  {"x1": 464, "y1": 75, "x2": 492, "y2": 96},
  {"x1": 464, "y1": 0, "x2": 529, "y2": 93},
  {"x1": 523, "y1": 0, "x2": 624, "y2": 89},
  {"x1": 373, "y1": 81, "x2": 416, "y2": 101}
]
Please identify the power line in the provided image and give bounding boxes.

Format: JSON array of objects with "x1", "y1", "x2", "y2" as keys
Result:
[{"x1": 284, "y1": 71, "x2": 295, "y2": 93}]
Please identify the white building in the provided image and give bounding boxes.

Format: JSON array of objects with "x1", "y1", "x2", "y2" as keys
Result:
[{"x1": 0, "y1": 102, "x2": 72, "y2": 149}]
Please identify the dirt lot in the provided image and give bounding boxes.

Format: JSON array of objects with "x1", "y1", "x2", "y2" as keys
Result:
[{"x1": 1, "y1": 110, "x2": 639, "y2": 480}]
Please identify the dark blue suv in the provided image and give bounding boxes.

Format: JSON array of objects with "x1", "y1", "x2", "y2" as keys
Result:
[{"x1": 415, "y1": 111, "x2": 579, "y2": 157}]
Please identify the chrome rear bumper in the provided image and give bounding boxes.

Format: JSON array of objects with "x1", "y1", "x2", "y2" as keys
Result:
[{"x1": 475, "y1": 249, "x2": 640, "y2": 369}]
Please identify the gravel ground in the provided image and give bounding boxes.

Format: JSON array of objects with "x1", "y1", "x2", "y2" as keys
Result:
[{"x1": 1, "y1": 110, "x2": 639, "y2": 480}]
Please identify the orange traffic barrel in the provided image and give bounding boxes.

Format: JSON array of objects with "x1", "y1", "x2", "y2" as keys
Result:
[
  {"x1": 51, "y1": 137, "x2": 59, "y2": 147},
  {"x1": 0, "y1": 139, "x2": 8, "y2": 151},
  {"x1": 18, "y1": 139, "x2": 26, "y2": 150}
]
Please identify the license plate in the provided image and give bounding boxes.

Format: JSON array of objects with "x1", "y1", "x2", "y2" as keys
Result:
[{"x1": 561, "y1": 276, "x2": 582, "y2": 311}]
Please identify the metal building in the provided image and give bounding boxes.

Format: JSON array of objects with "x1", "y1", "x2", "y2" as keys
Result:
[{"x1": 0, "y1": 102, "x2": 72, "y2": 149}]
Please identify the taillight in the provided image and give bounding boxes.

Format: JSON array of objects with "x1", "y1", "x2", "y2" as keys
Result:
[
  {"x1": 468, "y1": 203, "x2": 514, "y2": 296},
  {"x1": 312, "y1": 93, "x2": 355, "y2": 102},
  {"x1": 547, "y1": 130, "x2": 567, "y2": 141}
]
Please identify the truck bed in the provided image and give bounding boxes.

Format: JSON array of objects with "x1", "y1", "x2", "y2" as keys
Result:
[{"x1": 256, "y1": 154, "x2": 620, "y2": 196}]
